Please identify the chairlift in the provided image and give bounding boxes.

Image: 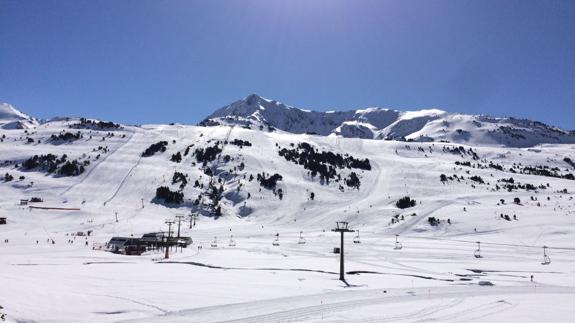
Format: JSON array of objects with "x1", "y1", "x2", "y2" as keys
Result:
[
  {"x1": 394, "y1": 234, "x2": 403, "y2": 250},
  {"x1": 353, "y1": 230, "x2": 361, "y2": 244},
  {"x1": 272, "y1": 233, "x2": 280, "y2": 246},
  {"x1": 541, "y1": 246, "x2": 551, "y2": 265},
  {"x1": 298, "y1": 231, "x2": 306, "y2": 245},
  {"x1": 228, "y1": 235, "x2": 236, "y2": 247},
  {"x1": 210, "y1": 236, "x2": 218, "y2": 248},
  {"x1": 474, "y1": 241, "x2": 482, "y2": 258}
]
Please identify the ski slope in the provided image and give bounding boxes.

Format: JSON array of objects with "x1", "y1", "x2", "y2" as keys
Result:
[{"x1": 1, "y1": 118, "x2": 575, "y2": 322}]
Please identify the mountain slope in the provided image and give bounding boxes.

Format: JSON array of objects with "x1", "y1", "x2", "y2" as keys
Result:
[
  {"x1": 2, "y1": 118, "x2": 575, "y2": 232},
  {"x1": 2, "y1": 115, "x2": 575, "y2": 323},
  {"x1": 0, "y1": 103, "x2": 39, "y2": 129},
  {"x1": 201, "y1": 94, "x2": 575, "y2": 148}
]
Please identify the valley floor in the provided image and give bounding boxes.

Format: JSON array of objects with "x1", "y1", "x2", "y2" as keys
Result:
[{"x1": 1, "y1": 220, "x2": 575, "y2": 322}]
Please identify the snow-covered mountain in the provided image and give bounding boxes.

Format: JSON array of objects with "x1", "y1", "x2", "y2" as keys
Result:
[
  {"x1": 201, "y1": 94, "x2": 575, "y2": 148},
  {"x1": 0, "y1": 103, "x2": 39, "y2": 130},
  {"x1": 2, "y1": 101, "x2": 575, "y2": 322}
]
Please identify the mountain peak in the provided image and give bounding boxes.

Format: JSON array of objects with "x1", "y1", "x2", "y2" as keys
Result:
[
  {"x1": 1, "y1": 103, "x2": 29, "y2": 120},
  {"x1": 0, "y1": 102, "x2": 39, "y2": 129},
  {"x1": 244, "y1": 93, "x2": 267, "y2": 105}
]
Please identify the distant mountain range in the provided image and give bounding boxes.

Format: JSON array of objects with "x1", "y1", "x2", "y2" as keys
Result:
[
  {"x1": 2, "y1": 95, "x2": 574, "y2": 148},
  {"x1": 201, "y1": 94, "x2": 575, "y2": 148}
]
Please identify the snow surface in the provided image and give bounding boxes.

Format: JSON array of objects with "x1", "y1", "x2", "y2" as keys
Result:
[{"x1": 1, "y1": 110, "x2": 575, "y2": 322}]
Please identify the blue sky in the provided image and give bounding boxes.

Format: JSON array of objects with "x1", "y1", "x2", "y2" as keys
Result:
[{"x1": 1, "y1": 0, "x2": 574, "y2": 128}]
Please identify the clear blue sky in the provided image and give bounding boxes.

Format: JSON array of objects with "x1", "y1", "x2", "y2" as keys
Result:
[{"x1": 1, "y1": 0, "x2": 574, "y2": 128}]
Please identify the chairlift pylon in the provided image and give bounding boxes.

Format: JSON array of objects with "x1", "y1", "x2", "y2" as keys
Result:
[
  {"x1": 474, "y1": 241, "x2": 482, "y2": 258},
  {"x1": 541, "y1": 246, "x2": 551, "y2": 265},
  {"x1": 353, "y1": 230, "x2": 361, "y2": 244},
  {"x1": 210, "y1": 236, "x2": 218, "y2": 248},
  {"x1": 228, "y1": 234, "x2": 236, "y2": 247},
  {"x1": 273, "y1": 233, "x2": 280, "y2": 246},
  {"x1": 394, "y1": 234, "x2": 403, "y2": 250},
  {"x1": 298, "y1": 231, "x2": 306, "y2": 245}
]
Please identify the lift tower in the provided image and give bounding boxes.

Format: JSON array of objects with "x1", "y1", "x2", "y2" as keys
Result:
[
  {"x1": 175, "y1": 215, "x2": 185, "y2": 238},
  {"x1": 164, "y1": 219, "x2": 175, "y2": 259},
  {"x1": 332, "y1": 221, "x2": 354, "y2": 282}
]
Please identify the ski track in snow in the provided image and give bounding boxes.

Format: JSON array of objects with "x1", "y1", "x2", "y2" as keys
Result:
[
  {"x1": 59, "y1": 129, "x2": 149, "y2": 205},
  {"x1": 59, "y1": 129, "x2": 138, "y2": 197},
  {"x1": 125, "y1": 285, "x2": 575, "y2": 323},
  {"x1": 102, "y1": 131, "x2": 152, "y2": 205}
]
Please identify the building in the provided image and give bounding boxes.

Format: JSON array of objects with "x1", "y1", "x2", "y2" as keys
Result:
[
  {"x1": 140, "y1": 232, "x2": 165, "y2": 247},
  {"x1": 140, "y1": 232, "x2": 192, "y2": 248},
  {"x1": 107, "y1": 237, "x2": 147, "y2": 255},
  {"x1": 107, "y1": 237, "x2": 136, "y2": 252}
]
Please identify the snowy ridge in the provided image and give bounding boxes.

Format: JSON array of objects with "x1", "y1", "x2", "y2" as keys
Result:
[
  {"x1": 0, "y1": 103, "x2": 39, "y2": 129},
  {"x1": 201, "y1": 94, "x2": 575, "y2": 148}
]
